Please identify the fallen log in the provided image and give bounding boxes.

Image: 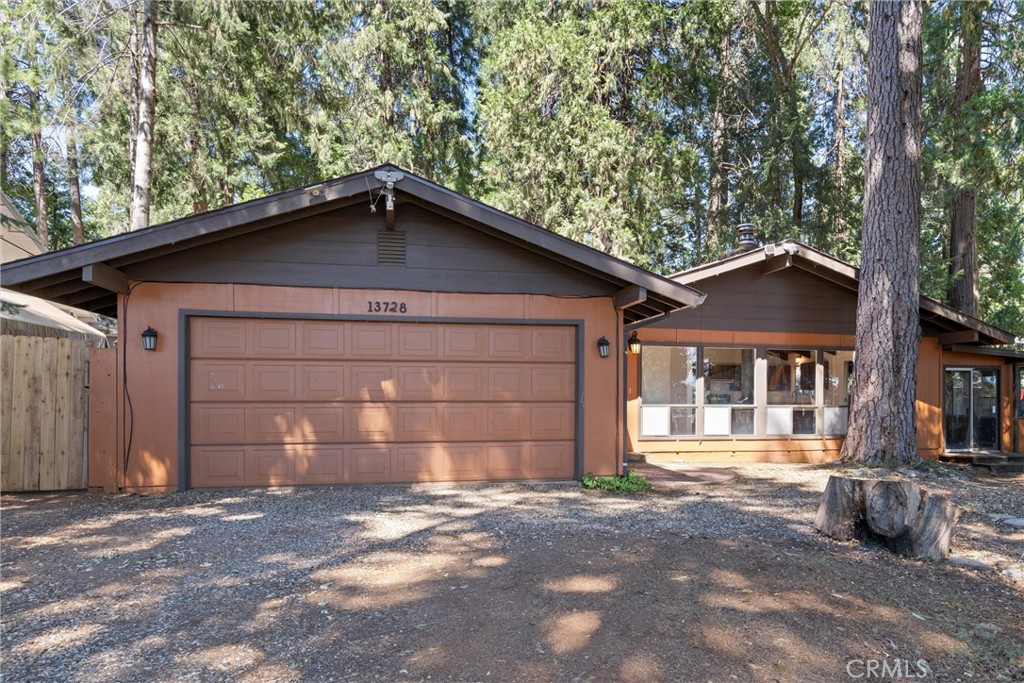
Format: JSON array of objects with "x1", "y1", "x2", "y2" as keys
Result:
[{"x1": 814, "y1": 475, "x2": 962, "y2": 561}]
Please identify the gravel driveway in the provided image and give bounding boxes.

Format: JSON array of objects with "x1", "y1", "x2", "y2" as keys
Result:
[{"x1": 2, "y1": 466, "x2": 1022, "y2": 682}]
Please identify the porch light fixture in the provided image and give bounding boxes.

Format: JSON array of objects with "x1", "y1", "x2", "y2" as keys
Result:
[
  {"x1": 597, "y1": 336, "x2": 610, "y2": 358},
  {"x1": 627, "y1": 331, "x2": 642, "y2": 355},
  {"x1": 141, "y1": 326, "x2": 158, "y2": 351}
]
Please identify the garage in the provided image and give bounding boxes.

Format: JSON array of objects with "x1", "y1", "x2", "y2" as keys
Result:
[
  {"x1": 189, "y1": 317, "x2": 577, "y2": 486},
  {"x1": 1, "y1": 165, "x2": 704, "y2": 492}
]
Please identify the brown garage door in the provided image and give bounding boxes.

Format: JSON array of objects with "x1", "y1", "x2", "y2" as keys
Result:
[{"x1": 188, "y1": 318, "x2": 576, "y2": 487}]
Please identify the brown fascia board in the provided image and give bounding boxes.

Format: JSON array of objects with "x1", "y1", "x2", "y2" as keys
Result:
[
  {"x1": 0, "y1": 164, "x2": 704, "y2": 319},
  {"x1": 671, "y1": 240, "x2": 1016, "y2": 345}
]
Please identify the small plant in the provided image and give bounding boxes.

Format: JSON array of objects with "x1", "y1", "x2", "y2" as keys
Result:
[{"x1": 581, "y1": 470, "x2": 651, "y2": 493}]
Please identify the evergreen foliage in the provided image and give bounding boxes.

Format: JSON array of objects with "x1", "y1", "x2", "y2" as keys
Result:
[{"x1": 2, "y1": 0, "x2": 1021, "y2": 334}]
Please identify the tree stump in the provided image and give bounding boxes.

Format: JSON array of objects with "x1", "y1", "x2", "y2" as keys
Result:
[{"x1": 814, "y1": 475, "x2": 962, "y2": 561}]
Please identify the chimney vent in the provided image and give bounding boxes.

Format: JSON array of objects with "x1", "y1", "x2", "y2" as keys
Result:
[{"x1": 730, "y1": 223, "x2": 759, "y2": 255}]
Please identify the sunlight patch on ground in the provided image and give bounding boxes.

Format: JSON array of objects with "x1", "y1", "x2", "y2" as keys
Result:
[
  {"x1": 221, "y1": 512, "x2": 265, "y2": 522},
  {"x1": 83, "y1": 526, "x2": 194, "y2": 556},
  {"x1": 196, "y1": 643, "x2": 264, "y2": 671},
  {"x1": 14, "y1": 623, "x2": 104, "y2": 657},
  {"x1": 471, "y1": 555, "x2": 508, "y2": 568},
  {"x1": 543, "y1": 574, "x2": 619, "y2": 594},
  {"x1": 619, "y1": 652, "x2": 661, "y2": 680},
  {"x1": 544, "y1": 611, "x2": 602, "y2": 653}
]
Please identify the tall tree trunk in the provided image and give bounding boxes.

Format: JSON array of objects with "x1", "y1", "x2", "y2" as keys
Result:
[
  {"x1": 65, "y1": 78, "x2": 84, "y2": 245},
  {"x1": 129, "y1": 0, "x2": 157, "y2": 232},
  {"x1": 707, "y1": 27, "x2": 732, "y2": 259},
  {"x1": 946, "y1": 2, "x2": 982, "y2": 317},
  {"x1": 840, "y1": 0, "x2": 923, "y2": 466},
  {"x1": 834, "y1": 59, "x2": 847, "y2": 242},
  {"x1": 128, "y1": 0, "x2": 140, "y2": 195},
  {"x1": 28, "y1": 87, "x2": 49, "y2": 250}
]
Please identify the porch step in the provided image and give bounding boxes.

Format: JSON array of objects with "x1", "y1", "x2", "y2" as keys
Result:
[{"x1": 938, "y1": 451, "x2": 1024, "y2": 477}]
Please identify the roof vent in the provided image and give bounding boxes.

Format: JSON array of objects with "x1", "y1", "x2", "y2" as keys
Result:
[
  {"x1": 729, "y1": 223, "x2": 759, "y2": 255},
  {"x1": 377, "y1": 230, "x2": 406, "y2": 265}
]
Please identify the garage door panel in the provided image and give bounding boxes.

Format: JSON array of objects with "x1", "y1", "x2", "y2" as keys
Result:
[
  {"x1": 444, "y1": 327, "x2": 486, "y2": 359},
  {"x1": 533, "y1": 328, "x2": 574, "y2": 362},
  {"x1": 252, "y1": 364, "x2": 297, "y2": 399},
  {"x1": 443, "y1": 365, "x2": 485, "y2": 400},
  {"x1": 192, "y1": 406, "x2": 246, "y2": 444},
  {"x1": 348, "y1": 446, "x2": 393, "y2": 483},
  {"x1": 192, "y1": 446, "x2": 247, "y2": 487},
  {"x1": 191, "y1": 362, "x2": 247, "y2": 401},
  {"x1": 488, "y1": 327, "x2": 530, "y2": 360},
  {"x1": 351, "y1": 365, "x2": 395, "y2": 401},
  {"x1": 192, "y1": 319, "x2": 249, "y2": 357},
  {"x1": 443, "y1": 445, "x2": 487, "y2": 479},
  {"x1": 302, "y1": 365, "x2": 347, "y2": 400},
  {"x1": 190, "y1": 318, "x2": 577, "y2": 487},
  {"x1": 530, "y1": 404, "x2": 574, "y2": 439},
  {"x1": 247, "y1": 406, "x2": 302, "y2": 443},
  {"x1": 300, "y1": 406, "x2": 346, "y2": 441},
  {"x1": 486, "y1": 444, "x2": 527, "y2": 478},
  {"x1": 351, "y1": 325, "x2": 392, "y2": 357},
  {"x1": 395, "y1": 405, "x2": 440, "y2": 441},
  {"x1": 253, "y1": 322, "x2": 297, "y2": 356},
  {"x1": 530, "y1": 443, "x2": 574, "y2": 478},
  {"x1": 250, "y1": 447, "x2": 297, "y2": 485},
  {"x1": 296, "y1": 446, "x2": 345, "y2": 484},
  {"x1": 302, "y1": 323, "x2": 346, "y2": 356},
  {"x1": 532, "y1": 366, "x2": 574, "y2": 400},
  {"x1": 398, "y1": 325, "x2": 439, "y2": 358},
  {"x1": 397, "y1": 365, "x2": 442, "y2": 400}
]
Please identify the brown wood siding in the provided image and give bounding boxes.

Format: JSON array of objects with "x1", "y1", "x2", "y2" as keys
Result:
[
  {"x1": 189, "y1": 318, "x2": 576, "y2": 487},
  {"x1": 650, "y1": 266, "x2": 858, "y2": 335},
  {"x1": 123, "y1": 203, "x2": 617, "y2": 297}
]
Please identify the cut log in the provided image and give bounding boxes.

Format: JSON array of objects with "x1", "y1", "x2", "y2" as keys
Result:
[
  {"x1": 814, "y1": 475, "x2": 865, "y2": 540},
  {"x1": 815, "y1": 475, "x2": 963, "y2": 561},
  {"x1": 864, "y1": 480, "x2": 922, "y2": 538},
  {"x1": 909, "y1": 494, "x2": 963, "y2": 561}
]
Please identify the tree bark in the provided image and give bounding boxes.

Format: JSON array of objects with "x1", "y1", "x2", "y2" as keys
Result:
[
  {"x1": 707, "y1": 26, "x2": 732, "y2": 258},
  {"x1": 128, "y1": 0, "x2": 140, "y2": 195},
  {"x1": 65, "y1": 78, "x2": 84, "y2": 246},
  {"x1": 947, "y1": 2, "x2": 982, "y2": 317},
  {"x1": 839, "y1": 0, "x2": 923, "y2": 466},
  {"x1": 834, "y1": 59, "x2": 847, "y2": 241},
  {"x1": 129, "y1": 0, "x2": 157, "y2": 232},
  {"x1": 28, "y1": 87, "x2": 49, "y2": 250}
]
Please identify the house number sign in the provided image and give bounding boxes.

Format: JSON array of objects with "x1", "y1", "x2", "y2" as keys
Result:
[{"x1": 367, "y1": 300, "x2": 407, "y2": 313}]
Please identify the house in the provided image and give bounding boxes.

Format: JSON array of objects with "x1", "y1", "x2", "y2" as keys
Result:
[
  {"x1": 0, "y1": 166, "x2": 703, "y2": 492},
  {"x1": 626, "y1": 239, "x2": 1024, "y2": 464}
]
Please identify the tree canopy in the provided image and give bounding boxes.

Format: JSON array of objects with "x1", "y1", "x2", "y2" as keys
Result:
[{"x1": 2, "y1": 0, "x2": 1022, "y2": 334}]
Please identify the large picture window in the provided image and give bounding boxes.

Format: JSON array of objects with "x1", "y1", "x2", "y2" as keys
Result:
[{"x1": 639, "y1": 344, "x2": 855, "y2": 440}]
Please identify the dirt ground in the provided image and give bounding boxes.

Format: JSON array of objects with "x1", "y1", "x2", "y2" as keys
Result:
[{"x1": 2, "y1": 464, "x2": 1022, "y2": 682}]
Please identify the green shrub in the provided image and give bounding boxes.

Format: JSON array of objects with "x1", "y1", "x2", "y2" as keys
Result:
[{"x1": 581, "y1": 470, "x2": 651, "y2": 493}]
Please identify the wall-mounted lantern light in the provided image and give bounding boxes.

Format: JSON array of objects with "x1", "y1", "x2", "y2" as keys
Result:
[
  {"x1": 141, "y1": 326, "x2": 158, "y2": 351},
  {"x1": 597, "y1": 336, "x2": 610, "y2": 358},
  {"x1": 627, "y1": 331, "x2": 642, "y2": 355}
]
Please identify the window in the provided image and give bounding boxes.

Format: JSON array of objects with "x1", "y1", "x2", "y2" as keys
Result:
[
  {"x1": 704, "y1": 347, "x2": 755, "y2": 436},
  {"x1": 767, "y1": 350, "x2": 816, "y2": 405},
  {"x1": 1018, "y1": 366, "x2": 1024, "y2": 419},
  {"x1": 640, "y1": 346, "x2": 697, "y2": 437}
]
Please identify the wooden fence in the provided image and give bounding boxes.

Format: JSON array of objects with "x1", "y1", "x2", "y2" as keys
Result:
[{"x1": 1, "y1": 336, "x2": 90, "y2": 492}]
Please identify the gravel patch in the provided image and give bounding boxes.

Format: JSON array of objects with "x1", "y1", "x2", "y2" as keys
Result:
[{"x1": 2, "y1": 465, "x2": 1022, "y2": 682}]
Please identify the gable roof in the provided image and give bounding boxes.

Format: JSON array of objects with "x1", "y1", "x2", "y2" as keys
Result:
[
  {"x1": 670, "y1": 239, "x2": 1016, "y2": 346},
  {"x1": 0, "y1": 165, "x2": 704, "y2": 322}
]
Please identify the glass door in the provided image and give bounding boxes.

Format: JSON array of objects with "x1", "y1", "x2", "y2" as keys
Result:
[
  {"x1": 944, "y1": 369, "x2": 972, "y2": 450},
  {"x1": 944, "y1": 368, "x2": 999, "y2": 451}
]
